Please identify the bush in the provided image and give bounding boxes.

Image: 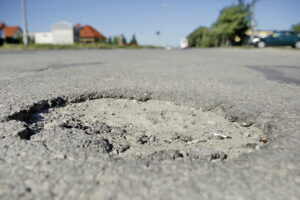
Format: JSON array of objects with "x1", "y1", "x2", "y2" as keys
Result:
[{"x1": 188, "y1": 27, "x2": 212, "y2": 47}]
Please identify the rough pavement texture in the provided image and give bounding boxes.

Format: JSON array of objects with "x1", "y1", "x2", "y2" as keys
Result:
[
  {"x1": 27, "y1": 98, "x2": 263, "y2": 160},
  {"x1": 0, "y1": 49, "x2": 300, "y2": 199}
]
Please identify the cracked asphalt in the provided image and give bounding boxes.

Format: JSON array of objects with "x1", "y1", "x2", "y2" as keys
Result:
[{"x1": 0, "y1": 49, "x2": 300, "y2": 200}]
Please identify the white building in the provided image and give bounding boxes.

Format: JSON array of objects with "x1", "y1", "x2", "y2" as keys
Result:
[
  {"x1": 34, "y1": 32, "x2": 53, "y2": 44},
  {"x1": 52, "y1": 21, "x2": 79, "y2": 45},
  {"x1": 180, "y1": 38, "x2": 188, "y2": 49}
]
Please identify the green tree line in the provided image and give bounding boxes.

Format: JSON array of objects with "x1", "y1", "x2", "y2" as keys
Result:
[{"x1": 107, "y1": 34, "x2": 138, "y2": 46}]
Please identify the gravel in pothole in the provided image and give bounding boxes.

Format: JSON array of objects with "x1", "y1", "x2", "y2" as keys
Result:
[{"x1": 29, "y1": 99, "x2": 263, "y2": 161}]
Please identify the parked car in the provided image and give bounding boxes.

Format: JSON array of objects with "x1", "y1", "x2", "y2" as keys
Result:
[{"x1": 251, "y1": 31, "x2": 300, "y2": 48}]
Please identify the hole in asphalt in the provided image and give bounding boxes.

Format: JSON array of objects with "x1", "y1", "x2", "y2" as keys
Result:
[{"x1": 7, "y1": 97, "x2": 265, "y2": 161}]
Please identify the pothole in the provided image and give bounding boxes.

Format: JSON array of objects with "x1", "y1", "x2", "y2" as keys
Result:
[{"x1": 8, "y1": 98, "x2": 265, "y2": 161}]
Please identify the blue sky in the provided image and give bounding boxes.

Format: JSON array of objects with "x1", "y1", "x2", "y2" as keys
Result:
[{"x1": 0, "y1": 0, "x2": 299, "y2": 46}]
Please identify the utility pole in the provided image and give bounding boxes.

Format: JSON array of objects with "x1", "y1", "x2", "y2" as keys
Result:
[
  {"x1": 21, "y1": 0, "x2": 28, "y2": 45},
  {"x1": 251, "y1": 0, "x2": 257, "y2": 38}
]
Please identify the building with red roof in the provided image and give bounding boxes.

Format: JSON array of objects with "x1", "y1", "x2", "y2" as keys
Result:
[
  {"x1": 0, "y1": 22, "x2": 23, "y2": 43},
  {"x1": 0, "y1": 22, "x2": 5, "y2": 29},
  {"x1": 79, "y1": 25, "x2": 106, "y2": 43},
  {"x1": 3, "y1": 26, "x2": 22, "y2": 38}
]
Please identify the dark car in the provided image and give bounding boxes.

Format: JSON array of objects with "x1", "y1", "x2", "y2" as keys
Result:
[{"x1": 252, "y1": 31, "x2": 300, "y2": 48}]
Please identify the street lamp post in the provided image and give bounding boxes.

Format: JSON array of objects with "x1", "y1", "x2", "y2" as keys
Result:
[
  {"x1": 21, "y1": 0, "x2": 28, "y2": 45},
  {"x1": 251, "y1": 0, "x2": 257, "y2": 38},
  {"x1": 156, "y1": 31, "x2": 160, "y2": 47}
]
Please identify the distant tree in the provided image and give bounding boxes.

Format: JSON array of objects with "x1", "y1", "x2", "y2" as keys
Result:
[
  {"x1": 113, "y1": 36, "x2": 119, "y2": 45},
  {"x1": 238, "y1": 0, "x2": 245, "y2": 6},
  {"x1": 129, "y1": 34, "x2": 138, "y2": 46},
  {"x1": 116, "y1": 34, "x2": 126, "y2": 46},
  {"x1": 122, "y1": 35, "x2": 127, "y2": 45},
  {"x1": 292, "y1": 23, "x2": 300, "y2": 33},
  {"x1": 200, "y1": 33, "x2": 214, "y2": 47},
  {"x1": 187, "y1": 1, "x2": 250, "y2": 48},
  {"x1": 107, "y1": 37, "x2": 112, "y2": 44},
  {"x1": 211, "y1": 2, "x2": 250, "y2": 46},
  {"x1": 187, "y1": 26, "x2": 212, "y2": 47}
]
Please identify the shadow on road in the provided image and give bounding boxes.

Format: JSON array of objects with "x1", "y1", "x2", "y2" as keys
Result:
[{"x1": 247, "y1": 65, "x2": 300, "y2": 86}]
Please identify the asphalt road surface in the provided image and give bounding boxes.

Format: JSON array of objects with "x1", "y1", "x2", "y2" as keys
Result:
[{"x1": 0, "y1": 49, "x2": 300, "y2": 200}]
